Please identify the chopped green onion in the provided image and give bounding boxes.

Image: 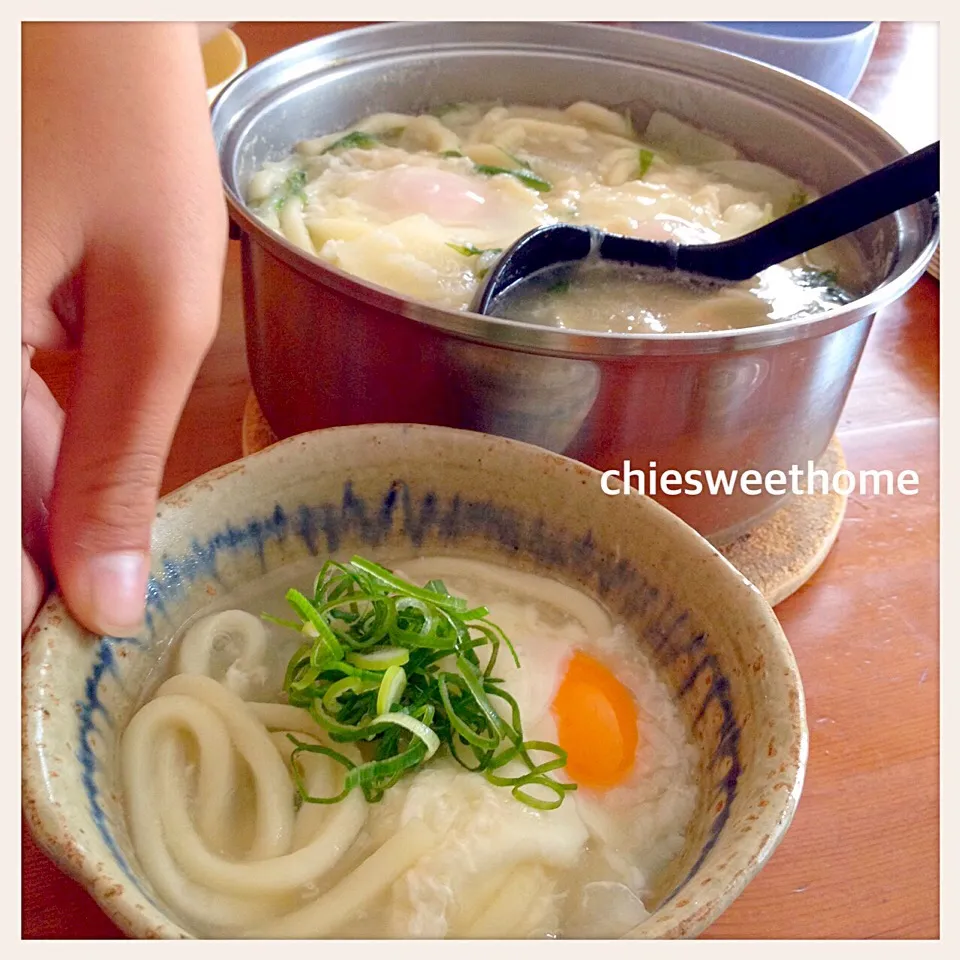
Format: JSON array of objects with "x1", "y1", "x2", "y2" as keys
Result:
[
  {"x1": 448, "y1": 241, "x2": 482, "y2": 258},
  {"x1": 636, "y1": 148, "x2": 655, "y2": 179},
  {"x1": 275, "y1": 554, "x2": 574, "y2": 810},
  {"x1": 786, "y1": 189, "x2": 809, "y2": 213},
  {"x1": 373, "y1": 713, "x2": 440, "y2": 759},
  {"x1": 323, "y1": 676, "x2": 375, "y2": 713},
  {"x1": 319, "y1": 661, "x2": 386, "y2": 684},
  {"x1": 482, "y1": 683, "x2": 525, "y2": 744},
  {"x1": 377, "y1": 665, "x2": 407, "y2": 715},
  {"x1": 286, "y1": 589, "x2": 344, "y2": 665},
  {"x1": 455, "y1": 655, "x2": 508, "y2": 738},
  {"x1": 792, "y1": 266, "x2": 851, "y2": 304},
  {"x1": 288, "y1": 664, "x2": 322, "y2": 701},
  {"x1": 447, "y1": 241, "x2": 503, "y2": 259},
  {"x1": 273, "y1": 169, "x2": 308, "y2": 211},
  {"x1": 286, "y1": 735, "x2": 356, "y2": 805},
  {"x1": 795, "y1": 267, "x2": 838, "y2": 287},
  {"x1": 321, "y1": 130, "x2": 381, "y2": 154},
  {"x1": 485, "y1": 741, "x2": 568, "y2": 785},
  {"x1": 307, "y1": 699, "x2": 375, "y2": 741},
  {"x1": 261, "y1": 613, "x2": 303, "y2": 631},
  {"x1": 351, "y1": 557, "x2": 468, "y2": 612},
  {"x1": 347, "y1": 647, "x2": 410, "y2": 671},
  {"x1": 473, "y1": 164, "x2": 552, "y2": 193},
  {"x1": 438, "y1": 673, "x2": 500, "y2": 750},
  {"x1": 512, "y1": 778, "x2": 575, "y2": 811}
]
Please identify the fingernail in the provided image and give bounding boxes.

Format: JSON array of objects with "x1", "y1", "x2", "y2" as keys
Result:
[{"x1": 86, "y1": 551, "x2": 148, "y2": 636}]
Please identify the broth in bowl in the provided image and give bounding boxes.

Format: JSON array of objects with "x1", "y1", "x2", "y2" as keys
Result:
[
  {"x1": 121, "y1": 554, "x2": 697, "y2": 939},
  {"x1": 246, "y1": 100, "x2": 861, "y2": 329}
]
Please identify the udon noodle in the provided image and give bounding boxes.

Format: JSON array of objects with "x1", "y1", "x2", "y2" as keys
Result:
[
  {"x1": 121, "y1": 556, "x2": 698, "y2": 938},
  {"x1": 246, "y1": 101, "x2": 860, "y2": 330}
]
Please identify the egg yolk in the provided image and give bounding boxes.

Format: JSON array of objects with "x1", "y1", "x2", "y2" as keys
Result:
[{"x1": 551, "y1": 650, "x2": 639, "y2": 790}]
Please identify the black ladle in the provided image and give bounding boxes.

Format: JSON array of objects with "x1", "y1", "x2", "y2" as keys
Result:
[{"x1": 472, "y1": 141, "x2": 939, "y2": 314}]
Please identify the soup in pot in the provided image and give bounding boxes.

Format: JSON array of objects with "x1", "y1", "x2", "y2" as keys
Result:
[
  {"x1": 246, "y1": 101, "x2": 860, "y2": 330},
  {"x1": 489, "y1": 258, "x2": 854, "y2": 334}
]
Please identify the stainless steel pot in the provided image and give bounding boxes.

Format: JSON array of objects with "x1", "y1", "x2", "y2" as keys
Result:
[{"x1": 211, "y1": 22, "x2": 938, "y2": 545}]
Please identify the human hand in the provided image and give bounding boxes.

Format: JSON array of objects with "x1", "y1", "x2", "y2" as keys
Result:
[{"x1": 22, "y1": 23, "x2": 227, "y2": 636}]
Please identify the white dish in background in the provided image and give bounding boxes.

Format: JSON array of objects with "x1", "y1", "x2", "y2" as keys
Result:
[{"x1": 632, "y1": 21, "x2": 880, "y2": 99}]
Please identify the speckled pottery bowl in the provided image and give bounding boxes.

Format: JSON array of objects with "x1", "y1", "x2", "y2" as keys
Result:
[{"x1": 22, "y1": 424, "x2": 807, "y2": 939}]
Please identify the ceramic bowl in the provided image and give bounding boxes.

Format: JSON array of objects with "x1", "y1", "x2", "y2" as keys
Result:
[
  {"x1": 22, "y1": 424, "x2": 808, "y2": 939},
  {"x1": 632, "y1": 21, "x2": 880, "y2": 98}
]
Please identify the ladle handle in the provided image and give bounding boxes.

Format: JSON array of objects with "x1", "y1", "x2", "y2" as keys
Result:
[{"x1": 678, "y1": 141, "x2": 940, "y2": 281}]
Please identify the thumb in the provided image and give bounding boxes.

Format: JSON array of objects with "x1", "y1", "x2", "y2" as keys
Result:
[{"x1": 49, "y1": 239, "x2": 222, "y2": 637}]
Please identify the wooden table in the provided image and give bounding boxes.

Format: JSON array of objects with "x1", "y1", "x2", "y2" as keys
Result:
[{"x1": 23, "y1": 22, "x2": 939, "y2": 939}]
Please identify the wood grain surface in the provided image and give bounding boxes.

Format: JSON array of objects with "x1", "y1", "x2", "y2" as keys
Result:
[{"x1": 23, "y1": 21, "x2": 939, "y2": 940}]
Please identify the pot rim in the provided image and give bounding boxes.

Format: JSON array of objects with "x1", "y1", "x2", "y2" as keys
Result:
[{"x1": 213, "y1": 21, "x2": 939, "y2": 358}]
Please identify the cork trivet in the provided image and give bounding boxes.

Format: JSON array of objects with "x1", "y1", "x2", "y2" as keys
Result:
[
  {"x1": 719, "y1": 436, "x2": 846, "y2": 607},
  {"x1": 242, "y1": 390, "x2": 280, "y2": 458},
  {"x1": 242, "y1": 391, "x2": 846, "y2": 607}
]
